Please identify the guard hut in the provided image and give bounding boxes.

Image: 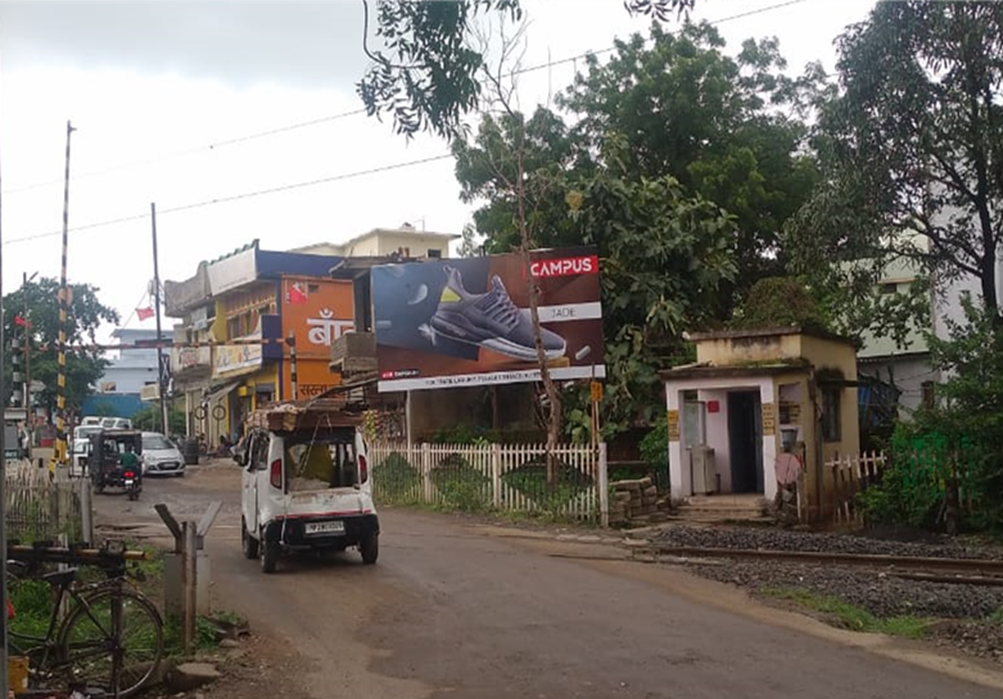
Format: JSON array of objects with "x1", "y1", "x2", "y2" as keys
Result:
[{"x1": 661, "y1": 326, "x2": 860, "y2": 521}]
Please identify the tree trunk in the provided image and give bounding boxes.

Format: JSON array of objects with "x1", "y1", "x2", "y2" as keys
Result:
[{"x1": 514, "y1": 150, "x2": 562, "y2": 489}]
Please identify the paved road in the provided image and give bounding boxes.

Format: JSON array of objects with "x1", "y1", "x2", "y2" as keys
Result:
[{"x1": 95, "y1": 464, "x2": 1003, "y2": 699}]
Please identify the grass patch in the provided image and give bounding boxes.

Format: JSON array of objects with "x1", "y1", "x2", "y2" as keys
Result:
[
  {"x1": 988, "y1": 607, "x2": 1003, "y2": 625},
  {"x1": 761, "y1": 587, "x2": 931, "y2": 639},
  {"x1": 163, "y1": 613, "x2": 229, "y2": 655}
]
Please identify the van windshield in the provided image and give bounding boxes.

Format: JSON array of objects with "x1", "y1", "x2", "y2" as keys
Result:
[{"x1": 285, "y1": 431, "x2": 357, "y2": 491}]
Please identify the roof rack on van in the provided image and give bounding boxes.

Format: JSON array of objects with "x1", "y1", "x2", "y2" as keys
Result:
[{"x1": 246, "y1": 399, "x2": 364, "y2": 432}]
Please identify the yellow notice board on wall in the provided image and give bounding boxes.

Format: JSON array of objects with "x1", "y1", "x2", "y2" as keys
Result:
[
  {"x1": 762, "y1": 402, "x2": 776, "y2": 436},
  {"x1": 667, "y1": 409, "x2": 680, "y2": 441}
]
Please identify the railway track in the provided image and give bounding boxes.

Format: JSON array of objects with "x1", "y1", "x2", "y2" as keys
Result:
[{"x1": 626, "y1": 541, "x2": 1003, "y2": 585}]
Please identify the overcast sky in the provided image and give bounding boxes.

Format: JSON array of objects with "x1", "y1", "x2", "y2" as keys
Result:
[{"x1": 0, "y1": 0, "x2": 876, "y2": 343}]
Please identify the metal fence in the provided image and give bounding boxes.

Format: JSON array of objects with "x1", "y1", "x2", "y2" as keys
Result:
[
  {"x1": 369, "y1": 442, "x2": 609, "y2": 525},
  {"x1": 4, "y1": 460, "x2": 91, "y2": 544}
]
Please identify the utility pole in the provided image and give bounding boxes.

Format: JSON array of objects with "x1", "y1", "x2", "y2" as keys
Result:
[
  {"x1": 151, "y1": 203, "x2": 169, "y2": 436},
  {"x1": 23, "y1": 271, "x2": 33, "y2": 461},
  {"x1": 54, "y1": 120, "x2": 75, "y2": 476},
  {"x1": 0, "y1": 81, "x2": 8, "y2": 699}
]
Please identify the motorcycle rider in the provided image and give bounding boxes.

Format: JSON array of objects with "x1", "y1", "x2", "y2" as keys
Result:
[{"x1": 120, "y1": 443, "x2": 141, "y2": 481}]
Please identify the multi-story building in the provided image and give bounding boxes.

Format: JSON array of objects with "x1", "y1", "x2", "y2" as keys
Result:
[
  {"x1": 165, "y1": 226, "x2": 458, "y2": 443},
  {"x1": 289, "y1": 222, "x2": 457, "y2": 259},
  {"x1": 165, "y1": 241, "x2": 353, "y2": 443},
  {"x1": 857, "y1": 235, "x2": 1003, "y2": 425},
  {"x1": 81, "y1": 328, "x2": 160, "y2": 418}
]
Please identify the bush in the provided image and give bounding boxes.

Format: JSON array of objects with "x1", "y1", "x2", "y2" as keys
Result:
[
  {"x1": 639, "y1": 414, "x2": 668, "y2": 470},
  {"x1": 429, "y1": 454, "x2": 491, "y2": 512},
  {"x1": 371, "y1": 452, "x2": 421, "y2": 505},
  {"x1": 501, "y1": 461, "x2": 593, "y2": 517}
]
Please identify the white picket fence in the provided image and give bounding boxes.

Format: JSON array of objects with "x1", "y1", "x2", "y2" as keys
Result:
[{"x1": 369, "y1": 442, "x2": 609, "y2": 525}]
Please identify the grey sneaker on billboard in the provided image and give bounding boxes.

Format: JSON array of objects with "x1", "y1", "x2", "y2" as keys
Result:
[{"x1": 430, "y1": 267, "x2": 567, "y2": 362}]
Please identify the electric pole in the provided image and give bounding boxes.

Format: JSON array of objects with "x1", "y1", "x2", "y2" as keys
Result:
[{"x1": 151, "y1": 203, "x2": 169, "y2": 435}]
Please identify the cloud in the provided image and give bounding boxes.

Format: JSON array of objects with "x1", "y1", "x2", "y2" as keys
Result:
[{"x1": 0, "y1": 0, "x2": 373, "y2": 89}]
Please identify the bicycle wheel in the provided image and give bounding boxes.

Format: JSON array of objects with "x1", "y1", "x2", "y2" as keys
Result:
[{"x1": 57, "y1": 587, "x2": 164, "y2": 698}]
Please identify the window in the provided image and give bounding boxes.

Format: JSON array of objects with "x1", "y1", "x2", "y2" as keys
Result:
[
  {"x1": 822, "y1": 387, "x2": 841, "y2": 442},
  {"x1": 921, "y1": 381, "x2": 935, "y2": 409},
  {"x1": 879, "y1": 282, "x2": 897, "y2": 295},
  {"x1": 427, "y1": 248, "x2": 442, "y2": 259}
]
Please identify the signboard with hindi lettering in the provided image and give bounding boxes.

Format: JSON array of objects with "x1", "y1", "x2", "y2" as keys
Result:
[{"x1": 280, "y1": 276, "x2": 356, "y2": 398}]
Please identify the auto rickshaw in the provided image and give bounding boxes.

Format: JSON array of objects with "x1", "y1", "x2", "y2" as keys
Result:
[{"x1": 88, "y1": 429, "x2": 144, "y2": 500}]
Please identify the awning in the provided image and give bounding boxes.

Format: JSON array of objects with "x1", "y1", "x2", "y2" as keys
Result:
[{"x1": 202, "y1": 380, "x2": 241, "y2": 403}]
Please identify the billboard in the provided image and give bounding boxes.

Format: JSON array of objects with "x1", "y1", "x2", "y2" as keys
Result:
[{"x1": 372, "y1": 246, "x2": 605, "y2": 392}]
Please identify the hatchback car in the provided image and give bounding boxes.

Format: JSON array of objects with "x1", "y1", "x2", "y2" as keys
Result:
[{"x1": 141, "y1": 432, "x2": 185, "y2": 476}]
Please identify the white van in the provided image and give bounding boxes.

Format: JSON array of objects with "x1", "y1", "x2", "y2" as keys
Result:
[{"x1": 236, "y1": 406, "x2": 379, "y2": 574}]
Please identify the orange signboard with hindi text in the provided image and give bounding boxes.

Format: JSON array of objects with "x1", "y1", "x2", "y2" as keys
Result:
[{"x1": 279, "y1": 276, "x2": 355, "y2": 399}]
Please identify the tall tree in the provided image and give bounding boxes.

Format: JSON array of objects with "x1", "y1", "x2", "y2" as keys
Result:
[
  {"x1": 3, "y1": 278, "x2": 119, "y2": 417},
  {"x1": 787, "y1": 1, "x2": 1003, "y2": 326},
  {"x1": 456, "y1": 116, "x2": 737, "y2": 434},
  {"x1": 356, "y1": 0, "x2": 695, "y2": 139},
  {"x1": 559, "y1": 21, "x2": 820, "y2": 315}
]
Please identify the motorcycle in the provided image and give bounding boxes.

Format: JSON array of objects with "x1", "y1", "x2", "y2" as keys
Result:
[{"x1": 88, "y1": 429, "x2": 144, "y2": 500}]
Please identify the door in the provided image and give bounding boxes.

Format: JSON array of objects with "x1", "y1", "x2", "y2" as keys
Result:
[
  {"x1": 727, "y1": 391, "x2": 764, "y2": 494},
  {"x1": 241, "y1": 431, "x2": 267, "y2": 536}
]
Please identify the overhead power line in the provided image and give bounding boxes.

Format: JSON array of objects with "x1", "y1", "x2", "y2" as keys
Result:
[
  {"x1": 1, "y1": 0, "x2": 807, "y2": 196},
  {"x1": 3, "y1": 153, "x2": 453, "y2": 246}
]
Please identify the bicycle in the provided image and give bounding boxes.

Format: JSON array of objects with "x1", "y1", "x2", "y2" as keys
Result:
[{"x1": 7, "y1": 561, "x2": 164, "y2": 698}]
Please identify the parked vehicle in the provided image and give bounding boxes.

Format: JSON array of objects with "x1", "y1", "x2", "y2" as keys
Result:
[
  {"x1": 71, "y1": 437, "x2": 90, "y2": 477},
  {"x1": 141, "y1": 432, "x2": 185, "y2": 476},
  {"x1": 236, "y1": 402, "x2": 379, "y2": 574},
  {"x1": 88, "y1": 429, "x2": 144, "y2": 500},
  {"x1": 79, "y1": 416, "x2": 132, "y2": 430}
]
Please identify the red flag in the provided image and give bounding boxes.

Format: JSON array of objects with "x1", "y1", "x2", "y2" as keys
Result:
[
  {"x1": 287, "y1": 284, "x2": 307, "y2": 304},
  {"x1": 136, "y1": 307, "x2": 155, "y2": 321},
  {"x1": 14, "y1": 315, "x2": 28, "y2": 327}
]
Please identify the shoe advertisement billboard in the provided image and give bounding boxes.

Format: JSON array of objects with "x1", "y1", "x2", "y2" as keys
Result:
[{"x1": 371, "y1": 246, "x2": 605, "y2": 392}]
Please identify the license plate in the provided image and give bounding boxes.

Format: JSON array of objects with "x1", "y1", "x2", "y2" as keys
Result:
[
  {"x1": 305, "y1": 521, "x2": 344, "y2": 535},
  {"x1": 124, "y1": 479, "x2": 134, "y2": 486}
]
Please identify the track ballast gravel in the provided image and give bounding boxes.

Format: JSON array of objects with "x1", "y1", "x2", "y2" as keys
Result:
[{"x1": 645, "y1": 524, "x2": 1003, "y2": 664}]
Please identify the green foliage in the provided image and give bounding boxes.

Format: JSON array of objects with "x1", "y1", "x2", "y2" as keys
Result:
[
  {"x1": 2, "y1": 277, "x2": 119, "y2": 414},
  {"x1": 638, "y1": 413, "x2": 669, "y2": 470},
  {"x1": 501, "y1": 462, "x2": 592, "y2": 517},
  {"x1": 358, "y1": 0, "x2": 694, "y2": 139},
  {"x1": 451, "y1": 21, "x2": 823, "y2": 437},
  {"x1": 560, "y1": 21, "x2": 821, "y2": 312},
  {"x1": 8, "y1": 579, "x2": 53, "y2": 641},
  {"x1": 786, "y1": 1, "x2": 1003, "y2": 332},
  {"x1": 371, "y1": 452, "x2": 422, "y2": 505},
  {"x1": 860, "y1": 300, "x2": 1003, "y2": 531},
  {"x1": 429, "y1": 454, "x2": 491, "y2": 512},
  {"x1": 164, "y1": 614, "x2": 223, "y2": 655},
  {"x1": 731, "y1": 276, "x2": 830, "y2": 332},
  {"x1": 761, "y1": 587, "x2": 930, "y2": 639},
  {"x1": 131, "y1": 406, "x2": 186, "y2": 435}
]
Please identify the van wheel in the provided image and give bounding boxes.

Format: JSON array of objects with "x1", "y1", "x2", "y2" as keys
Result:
[
  {"x1": 241, "y1": 519, "x2": 259, "y2": 560},
  {"x1": 360, "y1": 533, "x2": 378, "y2": 565},
  {"x1": 260, "y1": 538, "x2": 279, "y2": 574}
]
